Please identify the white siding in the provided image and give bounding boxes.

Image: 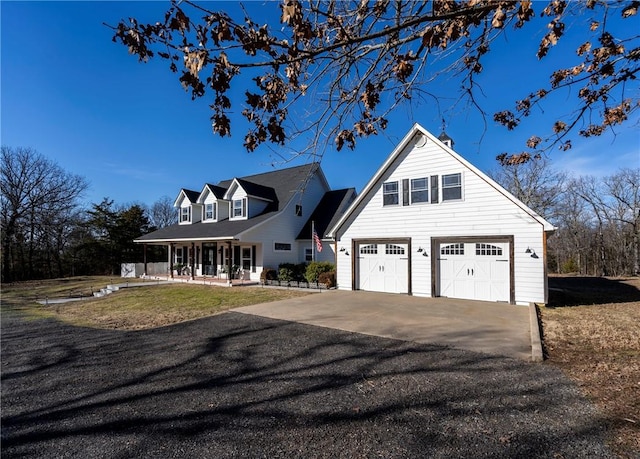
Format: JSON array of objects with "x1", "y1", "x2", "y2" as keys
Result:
[
  {"x1": 228, "y1": 188, "x2": 248, "y2": 220},
  {"x1": 298, "y1": 240, "x2": 336, "y2": 264},
  {"x1": 242, "y1": 171, "x2": 329, "y2": 271},
  {"x1": 201, "y1": 191, "x2": 228, "y2": 223},
  {"x1": 336, "y1": 137, "x2": 548, "y2": 304},
  {"x1": 248, "y1": 198, "x2": 270, "y2": 218}
]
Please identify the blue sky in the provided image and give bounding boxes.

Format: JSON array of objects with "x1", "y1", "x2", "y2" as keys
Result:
[{"x1": 2, "y1": 1, "x2": 638, "y2": 208}]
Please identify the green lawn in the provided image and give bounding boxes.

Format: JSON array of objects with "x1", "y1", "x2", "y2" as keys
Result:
[{"x1": 1, "y1": 276, "x2": 312, "y2": 329}]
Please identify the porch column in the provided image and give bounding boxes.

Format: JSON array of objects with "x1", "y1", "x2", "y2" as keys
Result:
[
  {"x1": 190, "y1": 242, "x2": 196, "y2": 280},
  {"x1": 143, "y1": 244, "x2": 148, "y2": 277},
  {"x1": 169, "y1": 243, "x2": 175, "y2": 279},
  {"x1": 227, "y1": 241, "x2": 233, "y2": 285}
]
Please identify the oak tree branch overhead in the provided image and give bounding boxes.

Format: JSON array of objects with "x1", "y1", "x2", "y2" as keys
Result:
[{"x1": 107, "y1": 0, "x2": 639, "y2": 164}]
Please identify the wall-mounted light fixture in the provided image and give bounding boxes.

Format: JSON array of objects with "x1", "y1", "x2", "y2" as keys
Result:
[
  {"x1": 417, "y1": 247, "x2": 428, "y2": 257},
  {"x1": 339, "y1": 247, "x2": 345, "y2": 252},
  {"x1": 344, "y1": 251, "x2": 349, "y2": 256},
  {"x1": 417, "y1": 247, "x2": 423, "y2": 253},
  {"x1": 525, "y1": 247, "x2": 539, "y2": 258}
]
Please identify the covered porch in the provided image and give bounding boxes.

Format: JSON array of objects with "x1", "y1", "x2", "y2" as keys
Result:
[{"x1": 138, "y1": 238, "x2": 262, "y2": 283}]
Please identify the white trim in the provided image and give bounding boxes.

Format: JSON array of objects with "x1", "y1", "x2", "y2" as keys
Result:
[{"x1": 327, "y1": 123, "x2": 556, "y2": 238}]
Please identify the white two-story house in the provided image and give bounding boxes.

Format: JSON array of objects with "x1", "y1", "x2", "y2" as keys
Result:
[{"x1": 135, "y1": 163, "x2": 355, "y2": 281}]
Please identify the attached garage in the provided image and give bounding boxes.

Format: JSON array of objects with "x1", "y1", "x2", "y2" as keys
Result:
[
  {"x1": 356, "y1": 240, "x2": 410, "y2": 294},
  {"x1": 328, "y1": 124, "x2": 556, "y2": 305},
  {"x1": 433, "y1": 237, "x2": 514, "y2": 303}
]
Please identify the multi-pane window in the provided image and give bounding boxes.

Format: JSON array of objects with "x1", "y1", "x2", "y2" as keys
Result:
[
  {"x1": 274, "y1": 242, "x2": 292, "y2": 251},
  {"x1": 233, "y1": 199, "x2": 246, "y2": 218},
  {"x1": 442, "y1": 173, "x2": 462, "y2": 201},
  {"x1": 204, "y1": 203, "x2": 216, "y2": 220},
  {"x1": 360, "y1": 244, "x2": 378, "y2": 254},
  {"x1": 386, "y1": 244, "x2": 405, "y2": 255},
  {"x1": 440, "y1": 243, "x2": 464, "y2": 255},
  {"x1": 383, "y1": 181, "x2": 399, "y2": 206},
  {"x1": 180, "y1": 206, "x2": 191, "y2": 223},
  {"x1": 476, "y1": 243, "x2": 503, "y2": 256},
  {"x1": 410, "y1": 178, "x2": 429, "y2": 203}
]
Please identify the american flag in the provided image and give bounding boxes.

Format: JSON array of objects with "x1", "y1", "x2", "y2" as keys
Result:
[{"x1": 313, "y1": 230, "x2": 323, "y2": 252}]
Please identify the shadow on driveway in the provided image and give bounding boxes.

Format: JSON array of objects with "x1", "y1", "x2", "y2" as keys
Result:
[{"x1": 1, "y1": 311, "x2": 613, "y2": 458}]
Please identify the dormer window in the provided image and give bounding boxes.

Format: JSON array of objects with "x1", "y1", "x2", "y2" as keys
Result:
[
  {"x1": 204, "y1": 203, "x2": 216, "y2": 221},
  {"x1": 180, "y1": 206, "x2": 191, "y2": 223},
  {"x1": 233, "y1": 198, "x2": 246, "y2": 218}
]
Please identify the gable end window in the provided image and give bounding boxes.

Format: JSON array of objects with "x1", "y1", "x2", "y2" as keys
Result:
[
  {"x1": 383, "y1": 181, "x2": 399, "y2": 206},
  {"x1": 180, "y1": 206, "x2": 191, "y2": 223},
  {"x1": 233, "y1": 198, "x2": 246, "y2": 218},
  {"x1": 442, "y1": 173, "x2": 462, "y2": 201},
  {"x1": 410, "y1": 178, "x2": 429, "y2": 204},
  {"x1": 204, "y1": 203, "x2": 216, "y2": 221}
]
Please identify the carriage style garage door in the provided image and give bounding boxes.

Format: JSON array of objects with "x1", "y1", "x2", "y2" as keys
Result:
[
  {"x1": 437, "y1": 241, "x2": 511, "y2": 303},
  {"x1": 357, "y1": 242, "x2": 409, "y2": 294}
]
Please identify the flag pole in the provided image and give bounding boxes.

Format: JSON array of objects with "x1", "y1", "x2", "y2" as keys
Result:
[{"x1": 311, "y1": 220, "x2": 315, "y2": 262}]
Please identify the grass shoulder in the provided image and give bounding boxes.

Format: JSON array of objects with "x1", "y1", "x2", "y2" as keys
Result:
[
  {"x1": 1, "y1": 276, "x2": 311, "y2": 330},
  {"x1": 540, "y1": 275, "x2": 640, "y2": 458}
]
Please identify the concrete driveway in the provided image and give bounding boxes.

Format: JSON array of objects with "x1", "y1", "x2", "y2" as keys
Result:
[{"x1": 236, "y1": 290, "x2": 534, "y2": 361}]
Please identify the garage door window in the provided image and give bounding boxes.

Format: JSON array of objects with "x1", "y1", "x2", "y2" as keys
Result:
[
  {"x1": 360, "y1": 244, "x2": 378, "y2": 254},
  {"x1": 385, "y1": 244, "x2": 405, "y2": 255},
  {"x1": 476, "y1": 243, "x2": 503, "y2": 256},
  {"x1": 441, "y1": 243, "x2": 464, "y2": 255}
]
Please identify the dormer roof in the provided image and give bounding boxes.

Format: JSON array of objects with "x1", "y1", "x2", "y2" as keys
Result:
[
  {"x1": 198, "y1": 183, "x2": 227, "y2": 203},
  {"x1": 173, "y1": 188, "x2": 200, "y2": 207},
  {"x1": 226, "y1": 178, "x2": 278, "y2": 203}
]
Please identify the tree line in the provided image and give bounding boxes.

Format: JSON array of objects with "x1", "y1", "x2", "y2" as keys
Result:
[
  {"x1": 490, "y1": 159, "x2": 639, "y2": 277},
  {"x1": 1, "y1": 147, "x2": 176, "y2": 283},
  {"x1": 2, "y1": 146, "x2": 638, "y2": 283}
]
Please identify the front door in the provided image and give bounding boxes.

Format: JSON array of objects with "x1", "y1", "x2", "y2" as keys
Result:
[{"x1": 202, "y1": 243, "x2": 217, "y2": 276}]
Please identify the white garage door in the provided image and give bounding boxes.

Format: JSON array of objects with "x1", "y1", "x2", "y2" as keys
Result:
[
  {"x1": 357, "y1": 243, "x2": 408, "y2": 294},
  {"x1": 438, "y1": 242, "x2": 510, "y2": 302}
]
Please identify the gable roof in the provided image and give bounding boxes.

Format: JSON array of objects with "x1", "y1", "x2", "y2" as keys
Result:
[
  {"x1": 328, "y1": 123, "x2": 556, "y2": 238},
  {"x1": 174, "y1": 188, "x2": 200, "y2": 207},
  {"x1": 198, "y1": 183, "x2": 227, "y2": 202},
  {"x1": 296, "y1": 188, "x2": 357, "y2": 240},
  {"x1": 137, "y1": 163, "x2": 327, "y2": 243},
  {"x1": 230, "y1": 178, "x2": 278, "y2": 203}
]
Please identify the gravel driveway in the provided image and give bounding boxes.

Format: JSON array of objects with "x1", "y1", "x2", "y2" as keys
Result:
[{"x1": 1, "y1": 310, "x2": 613, "y2": 458}]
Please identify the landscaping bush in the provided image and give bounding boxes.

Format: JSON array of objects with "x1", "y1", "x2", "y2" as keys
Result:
[
  {"x1": 305, "y1": 261, "x2": 335, "y2": 283},
  {"x1": 278, "y1": 267, "x2": 294, "y2": 282},
  {"x1": 279, "y1": 262, "x2": 308, "y2": 282},
  {"x1": 318, "y1": 271, "x2": 336, "y2": 289},
  {"x1": 260, "y1": 268, "x2": 278, "y2": 282}
]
